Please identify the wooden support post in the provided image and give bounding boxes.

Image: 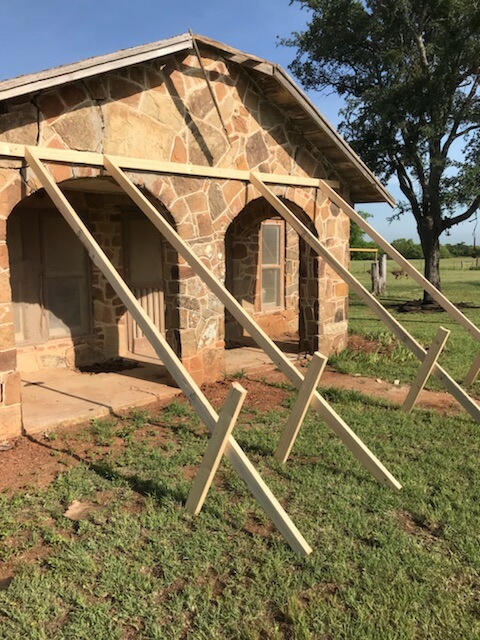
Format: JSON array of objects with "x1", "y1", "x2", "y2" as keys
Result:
[
  {"x1": 275, "y1": 353, "x2": 327, "y2": 464},
  {"x1": 371, "y1": 254, "x2": 387, "y2": 296},
  {"x1": 250, "y1": 172, "x2": 480, "y2": 424},
  {"x1": 25, "y1": 147, "x2": 312, "y2": 558},
  {"x1": 186, "y1": 382, "x2": 246, "y2": 515},
  {"x1": 317, "y1": 178, "x2": 480, "y2": 344},
  {"x1": 104, "y1": 156, "x2": 402, "y2": 491},
  {"x1": 402, "y1": 327, "x2": 451, "y2": 413},
  {"x1": 465, "y1": 351, "x2": 480, "y2": 385}
]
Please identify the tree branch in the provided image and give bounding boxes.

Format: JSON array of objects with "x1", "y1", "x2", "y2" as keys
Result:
[
  {"x1": 394, "y1": 159, "x2": 423, "y2": 221},
  {"x1": 443, "y1": 195, "x2": 480, "y2": 230},
  {"x1": 442, "y1": 75, "x2": 480, "y2": 157}
]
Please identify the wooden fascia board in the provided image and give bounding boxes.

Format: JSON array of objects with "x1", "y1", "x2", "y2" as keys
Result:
[
  {"x1": 0, "y1": 35, "x2": 193, "y2": 102},
  {"x1": 270, "y1": 67, "x2": 395, "y2": 207}
]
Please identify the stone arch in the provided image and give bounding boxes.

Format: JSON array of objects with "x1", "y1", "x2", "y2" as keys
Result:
[
  {"x1": 224, "y1": 196, "x2": 319, "y2": 353},
  {"x1": 6, "y1": 174, "x2": 180, "y2": 371}
]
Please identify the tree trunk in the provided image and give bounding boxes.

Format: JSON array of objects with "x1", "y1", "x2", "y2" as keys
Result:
[{"x1": 420, "y1": 228, "x2": 441, "y2": 304}]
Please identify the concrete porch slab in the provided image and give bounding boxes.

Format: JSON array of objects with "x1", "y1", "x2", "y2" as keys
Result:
[
  {"x1": 21, "y1": 362, "x2": 181, "y2": 434},
  {"x1": 19, "y1": 345, "x2": 298, "y2": 435}
]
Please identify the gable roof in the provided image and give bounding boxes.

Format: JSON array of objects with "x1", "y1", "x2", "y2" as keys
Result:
[{"x1": 0, "y1": 33, "x2": 394, "y2": 206}]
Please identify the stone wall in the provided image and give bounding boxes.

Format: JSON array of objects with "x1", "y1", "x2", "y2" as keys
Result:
[{"x1": 0, "y1": 46, "x2": 350, "y2": 435}]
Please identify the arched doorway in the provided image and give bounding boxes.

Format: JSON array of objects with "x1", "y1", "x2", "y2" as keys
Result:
[
  {"x1": 225, "y1": 197, "x2": 319, "y2": 354},
  {"x1": 7, "y1": 176, "x2": 180, "y2": 372}
]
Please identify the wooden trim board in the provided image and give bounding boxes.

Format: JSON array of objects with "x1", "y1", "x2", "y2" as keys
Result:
[
  {"x1": 186, "y1": 382, "x2": 247, "y2": 515},
  {"x1": 0, "y1": 142, "x2": 339, "y2": 189},
  {"x1": 25, "y1": 147, "x2": 312, "y2": 558},
  {"x1": 402, "y1": 327, "x2": 450, "y2": 413},
  {"x1": 275, "y1": 353, "x2": 327, "y2": 464}
]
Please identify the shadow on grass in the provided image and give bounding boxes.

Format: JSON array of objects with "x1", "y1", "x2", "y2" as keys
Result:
[{"x1": 25, "y1": 434, "x2": 187, "y2": 505}]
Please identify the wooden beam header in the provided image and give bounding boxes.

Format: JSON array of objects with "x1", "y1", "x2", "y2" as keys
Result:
[{"x1": 0, "y1": 142, "x2": 338, "y2": 190}]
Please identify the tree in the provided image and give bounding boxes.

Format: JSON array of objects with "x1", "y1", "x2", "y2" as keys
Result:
[
  {"x1": 284, "y1": 0, "x2": 480, "y2": 302},
  {"x1": 391, "y1": 238, "x2": 424, "y2": 259}
]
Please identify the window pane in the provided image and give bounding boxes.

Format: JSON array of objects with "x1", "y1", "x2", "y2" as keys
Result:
[
  {"x1": 43, "y1": 216, "x2": 85, "y2": 277},
  {"x1": 46, "y1": 278, "x2": 89, "y2": 337},
  {"x1": 128, "y1": 218, "x2": 164, "y2": 284},
  {"x1": 261, "y1": 267, "x2": 281, "y2": 307},
  {"x1": 261, "y1": 223, "x2": 280, "y2": 265}
]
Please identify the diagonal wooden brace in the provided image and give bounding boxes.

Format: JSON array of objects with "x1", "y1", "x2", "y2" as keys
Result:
[
  {"x1": 317, "y1": 178, "x2": 480, "y2": 344},
  {"x1": 186, "y1": 382, "x2": 247, "y2": 515},
  {"x1": 104, "y1": 156, "x2": 402, "y2": 491},
  {"x1": 25, "y1": 147, "x2": 312, "y2": 558},
  {"x1": 402, "y1": 327, "x2": 451, "y2": 412},
  {"x1": 465, "y1": 351, "x2": 480, "y2": 386},
  {"x1": 250, "y1": 172, "x2": 480, "y2": 424},
  {"x1": 275, "y1": 353, "x2": 327, "y2": 464}
]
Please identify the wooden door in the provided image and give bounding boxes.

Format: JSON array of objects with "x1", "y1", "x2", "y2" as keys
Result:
[{"x1": 125, "y1": 216, "x2": 165, "y2": 357}]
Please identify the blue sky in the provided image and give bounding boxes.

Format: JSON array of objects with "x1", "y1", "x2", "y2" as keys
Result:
[{"x1": 0, "y1": 1, "x2": 474, "y2": 244}]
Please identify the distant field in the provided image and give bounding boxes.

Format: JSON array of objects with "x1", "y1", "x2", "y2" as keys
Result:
[{"x1": 332, "y1": 257, "x2": 480, "y2": 389}]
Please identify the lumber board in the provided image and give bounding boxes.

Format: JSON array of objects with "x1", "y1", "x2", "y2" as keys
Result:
[
  {"x1": 465, "y1": 351, "x2": 480, "y2": 385},
  {"x1": 250, "y1": 173, "x2": 480, "y2": 424},
  {"x1": 0, "y1": 141, "x2": 338, "y2": 189},
  {"x1": 25, "y1": 146, "x2": 312, "y2": 558},
  {"x1": 317, "y1": 179, "x2": 480, "y2": 344},
  {"x1": 186, "y1": 382, "x2": 247, "y2": 515},
  {"x1": 105, "y1": 156, "x2": 402, "y2": 491},
  {"x1": 190, "y1": 29, "x2": 230, "y2": 141},
  {"x1": 402, "y1": 327, "x2": 450, "y2": 413},
  {"x1": 275, "y1": 353, "x2": 327, "y2": 464}
]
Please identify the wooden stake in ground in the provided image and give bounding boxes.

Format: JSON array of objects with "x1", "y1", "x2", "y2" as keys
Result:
[
  {"x1": 402, "y1": 327, "x2": 451, "y2": 413},
  {"x1": 275, "y1": 353, "x2": 327, "y2": 464},
  {"x1": 186, "y1": 382, "x2": 247, "y2": 515},
  {"x1": 465, "y1": 351, "x2": 480, "y2": 385},
  {"x1": 371, "y1": 254, "x2": 387, "y2": 296},
  {"x1": 25, "y1": 147, "x2": 312, "y2": 558}
]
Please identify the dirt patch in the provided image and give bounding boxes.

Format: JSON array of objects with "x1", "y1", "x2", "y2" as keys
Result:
[
  {"x1": 394, "y1": 509, "x2": 443, "y2": 544},
  {"x1": 0, "y1": 435, "x2": 76, "y2": 494},
  {"x1": 201, "y1": 377, "x2": 290, "y2": 413}
]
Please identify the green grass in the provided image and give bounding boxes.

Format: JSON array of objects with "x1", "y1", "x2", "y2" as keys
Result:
[
  {"x1": 1, "y1": 386, "x2": 479, "y2": 639},
  {"x1": 331, "y1": 257, "x2": 480, "y2": 391}
]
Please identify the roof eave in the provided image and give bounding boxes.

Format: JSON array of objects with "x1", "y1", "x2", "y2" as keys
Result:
[
  {"x1": 0, "y1": 32, "x2": 394, "y2": 207},
  {"x1": 0, "y1": 33, "x2": 193, "y2": 102}
]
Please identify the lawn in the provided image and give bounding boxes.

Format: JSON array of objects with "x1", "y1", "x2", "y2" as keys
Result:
[
  {"x1": 330, "y1": 257, "x2": 480, "y2": 392},
  {"x1": 1, "y1": 372, "x2": 479, "y2": 639}
]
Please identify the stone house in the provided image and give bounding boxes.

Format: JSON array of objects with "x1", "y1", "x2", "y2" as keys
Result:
[{"x1": 0, "y1": 33, "x2": 392, "y2": 437}]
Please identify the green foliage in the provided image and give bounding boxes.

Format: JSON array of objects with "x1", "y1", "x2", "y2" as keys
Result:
[
  {"x1": 231, "y1": 368, "x2": 247, "y2": 379},
  {"x1": 284, "y1": 0, "x2": 480, "y2": 291},
  {"x1": 445, "y1": 241, "x2": 478, "y2": 258},
  {"x1": 390, "y1": 238, "x2": 452, "y2": 259},
  {"x1": 391, "y1": 238, "x2": 424, "y2": 259}
]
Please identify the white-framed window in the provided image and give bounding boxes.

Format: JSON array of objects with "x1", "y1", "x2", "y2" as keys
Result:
[{"x1": 259, "y1": 219, "x2": 284, "y2": 310}]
